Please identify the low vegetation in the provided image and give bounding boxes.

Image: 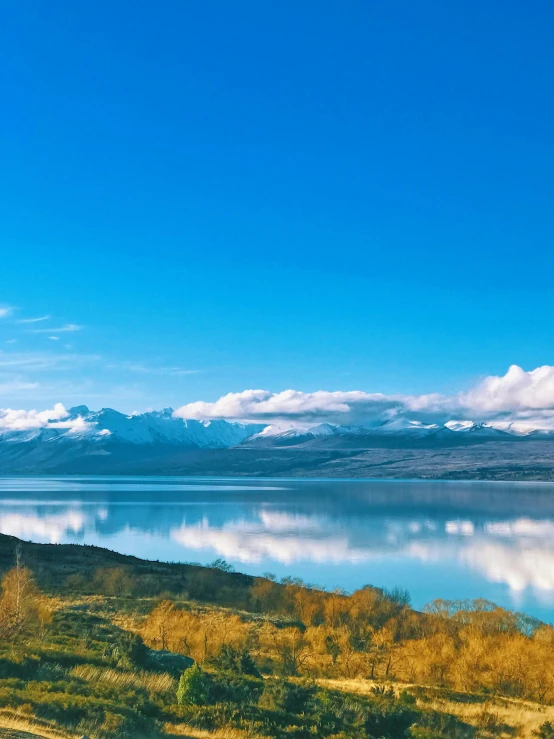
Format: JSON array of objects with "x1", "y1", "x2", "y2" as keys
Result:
[{"x1": 0, "y1": 533, "x2": 553, "y2": 738}]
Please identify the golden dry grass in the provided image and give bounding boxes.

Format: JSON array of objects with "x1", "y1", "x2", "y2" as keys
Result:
[
  {"x1": 0, "y1": 710, "x2": 78, "y2": 739},
  {"x1": 163, "y1": 725, "x2": 261, "y2": 739},
  {"x1": 426, "y1": 695, "x2": 554, "y2": 738},
  {"x1": 70, "y1": 663, "x2": 176, "y2": 694}
]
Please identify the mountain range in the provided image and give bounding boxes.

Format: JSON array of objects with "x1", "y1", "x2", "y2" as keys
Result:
[{"x1": 2, "y1": 405, "x2": 554, "y2": 479}]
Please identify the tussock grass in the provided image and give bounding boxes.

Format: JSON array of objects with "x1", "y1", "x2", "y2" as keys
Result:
[
  {"x1": 163, "y1": 724, "x2": 262, "y2": 739},
  {"x1": 70, "y1": 663, "x2": 176, "y2": 694},
  {"x1": 0, "y1": 709, "x2": 79, "y2": 738},
  {"x1": 426, "y1": 695, "x2": 554, "y2": 738}
]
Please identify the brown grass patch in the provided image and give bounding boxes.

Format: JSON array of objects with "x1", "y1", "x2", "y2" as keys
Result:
[
  {"x1": 0, "y1": 709, "x2": 78, "y2": 738},
  {"x1": 70, "y1": 663, "x2": 176, "y2": 694},
  {"x1": 163, "y1": 725, "x2": 261, "y2": 739}
]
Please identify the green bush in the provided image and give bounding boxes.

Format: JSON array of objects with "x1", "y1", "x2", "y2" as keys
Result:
[
  {"x1": 176, "y1": 664, "x2": 211, "y2": 706},
  {"x1": 535, "y1": 722, "x2": 554, "y2": 739},
  {"x1": 211, "y1": 644, "x2": 261, "y2": 677},
  {"x1": 210, "y1": 672, "x2": 263, "y2": 705},
  {"x1": 116, "y1": 632, "x2": 148, "y2": 668},
  {"x1": 259, "y1": 678, "x2": 316, "y2": 714},
  {"x1": 409, "y1": 709, "x2": 473, "y2": 739},
  {"x1": 399, "y1": 689, "x2": 417, "y2": 706}
]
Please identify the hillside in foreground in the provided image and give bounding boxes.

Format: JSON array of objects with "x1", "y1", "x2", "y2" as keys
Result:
[{"x1": 0, "y1": 534, "x2": 553, "y2": 738}]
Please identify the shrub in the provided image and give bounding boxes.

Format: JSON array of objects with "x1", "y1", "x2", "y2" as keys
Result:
[
  {"x1": 210, "y1": 558, "x2": 235, "y2": 572},
  {"x1": 259, "y1": 678, "x2": 316, "y2": 714},
  {"x1": 399, "y1": 689, "x2": 417, "y2": 706},
  {"x1": 176, "y1": 664, "x2": 211, "y2": 706},
  {"x1": 535, "y1": 722, "x2": 554, "y2": 739},
  {"x1": 210, "y1": 672, "x2": 263, "y2": 705},
  {"x1": 371, "y1": 685, "x2": 396, "y2": 699},
  {"x1": 211, "y1": 644, "x2": 261, "y2": 677},
  {"x1": 362, "y1": 699, "x2": 417, "y2": 738},
  {"x1": 116, "y1": 632, "x2": 148, "y2": 668}
]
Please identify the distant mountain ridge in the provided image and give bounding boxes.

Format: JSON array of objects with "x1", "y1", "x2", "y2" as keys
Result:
[
  {"x1": 2, "y1": 404, "x2": 554, "y2": 477},
  {"x1": 0, "y1": 405, "x2": 265, "y2": 448},
  {"x1": 3, "y1": 404, "x2": 554, "y2": 447}
]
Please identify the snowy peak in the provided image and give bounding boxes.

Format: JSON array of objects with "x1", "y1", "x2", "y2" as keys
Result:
[
  {"x1": 0, "y1": 406, "x2": 265, "y2": 449},
  {"x1": 67, "y1": 405, "x2": 90, "y2": 418},
  {"x1": 244, "y1": 416, "x2": 554, "y2": 447},
  {"x1": 3, "y1": 404, "x2": 554, "y2": 451}
]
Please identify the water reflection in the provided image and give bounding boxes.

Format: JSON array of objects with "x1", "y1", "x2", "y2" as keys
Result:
[{"x1": 1, "y1": 477, "x2": 554, "y2": 618}]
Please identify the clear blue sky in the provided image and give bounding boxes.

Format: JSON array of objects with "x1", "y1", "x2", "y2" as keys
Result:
[{"x1": 1, "y1": 0, "x2": 554, "y2": 411}]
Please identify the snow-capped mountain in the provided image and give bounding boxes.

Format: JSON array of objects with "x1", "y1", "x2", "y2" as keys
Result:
[
  {"x1": 244, "y1": 417, "x2": 533, "y2": 444},
  {"x1": 2, "y1": 403, "x2": 554, "y2": 476},
  {"x1": 3, "y1": 404, "x2": 554, "y2": 450},
  {"x1": 0, "y1": 405, "x2": 265, "y2": 448}
]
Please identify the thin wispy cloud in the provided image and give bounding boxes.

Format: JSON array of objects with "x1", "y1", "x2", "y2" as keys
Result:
[
  {"x1": 0, "y1": 380, "x2": 40, "y2": 394},
  {"x1": 17, "y1": 315, "x2": 50, "y2": 324},
  {"x1": 108, "y1": 362, "x2": 200, "y2": 377},
  {"x1": 0, "y1": 351, "x2": 100, "y2": 372},
  {"x1": 0, "y1": 306, "x2": 14, "y2": 318},
  {"x1": 30, "y1": 323, "x2": 82, "y2": 334}
]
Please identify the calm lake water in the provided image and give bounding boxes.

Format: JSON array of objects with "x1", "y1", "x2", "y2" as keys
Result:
[{"x1": 1, "y1": 476, "x2": 554, "y2": 620}]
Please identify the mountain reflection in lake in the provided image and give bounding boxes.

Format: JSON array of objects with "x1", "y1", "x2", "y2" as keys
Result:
[{"x1": 1, "y1": 476, "x2": 554, "y2": 621}]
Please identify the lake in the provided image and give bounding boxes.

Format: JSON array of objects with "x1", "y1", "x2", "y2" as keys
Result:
[{"x1": 1, "y1": 476, "x2": 554, "y2": 621}]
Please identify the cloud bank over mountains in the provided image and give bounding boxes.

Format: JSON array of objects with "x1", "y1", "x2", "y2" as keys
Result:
[
  {"x1": 4, "y1": 364, "x2": 554, "y2": 434},
  {"x1": 173, "y1": 365, "x2": 554, "y2": 431}
]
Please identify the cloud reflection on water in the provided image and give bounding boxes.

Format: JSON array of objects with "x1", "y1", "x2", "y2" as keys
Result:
[{"x1": 1, "y1": 481, "x2": 554, "y2": 603}]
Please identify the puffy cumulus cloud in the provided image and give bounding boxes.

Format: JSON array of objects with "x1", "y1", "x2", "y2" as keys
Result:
[
  {"x1": 461, "y1": 364, "x2": 554, "y2": 413},
  {"x1": 174, "y1": 389, "x2": 405, "y2": 424},
  {"x1": 0, "y1": 403, "x2": 68, "y2": 430},
  {"x1": 173, "y1": 365, "x2": 554, "y2": 428},
  {"x1": 0, "y1": 403, "x2": 92, "y2": 433}
]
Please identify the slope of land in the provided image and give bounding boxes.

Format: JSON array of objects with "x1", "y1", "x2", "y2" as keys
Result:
[{"x1": 0, "y1": 534, "x2": 553, "y2": 737}]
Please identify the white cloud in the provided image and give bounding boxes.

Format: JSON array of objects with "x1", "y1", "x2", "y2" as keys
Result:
[
  {"x1": 0, "y1": 306, "x2": 14, "y2": 318},
  {"x1": 0, "y1": 403, "x2": 68, "y2": 430},
  {"x1": 174, "y1": 365, "x2": 554, "y2": 429},
  {"x1": 460, "y1": 364, "x2": 554, "y2": 413},
  {"x1": 174, "y1": 389, "x2": 400, "y2": 424},
  {"x1": 0, "y1": 403, "x2": 93, "y2": 433}
]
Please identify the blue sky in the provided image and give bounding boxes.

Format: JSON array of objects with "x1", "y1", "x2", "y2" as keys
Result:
[{"x1": 2, "y1": 0, "x2": 554, "y2": 412}]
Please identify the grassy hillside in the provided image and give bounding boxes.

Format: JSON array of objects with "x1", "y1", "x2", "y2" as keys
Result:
[{"x1": 0, "y1": 534, "x2": 552, "y2": 738}]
